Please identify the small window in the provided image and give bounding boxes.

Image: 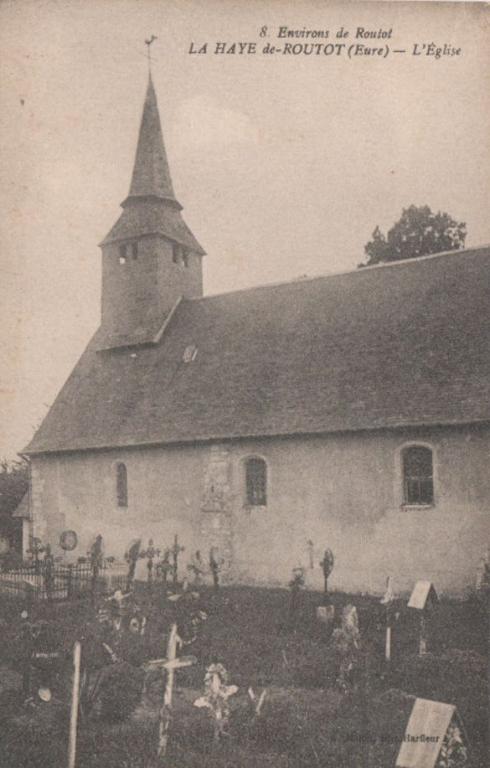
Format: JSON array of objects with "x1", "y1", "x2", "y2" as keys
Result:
[
  {"x1": 172, "y1": 243, "x2": 180, "y2": 264},
  {"x1": 131, "y1": 242, "x2": 138, "y2": 260},
  {"x1": 119, "y1": 244, "x2": 127, "y2": 265},
  {"x1": 116, "y1": 462, "x2": 128, "y2": 507},
  {"x1": 182, "y1": 251, "x2": 189, "y2": 268},
  {"x1": 245, "y1": 457, "x2": 267, "y2": 506},
  {"x1": 402, "y1": 446, "x2": 434, "y2": 506}
]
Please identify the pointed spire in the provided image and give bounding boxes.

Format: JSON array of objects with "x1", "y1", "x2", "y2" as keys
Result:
[{"x1": 123, "y1": 73, "x2": 181, "y2": 209}]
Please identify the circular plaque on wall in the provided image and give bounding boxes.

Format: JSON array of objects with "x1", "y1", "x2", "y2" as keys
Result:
[{"x1": 59, "y1": 530, "x2": 78, "y2": 551}]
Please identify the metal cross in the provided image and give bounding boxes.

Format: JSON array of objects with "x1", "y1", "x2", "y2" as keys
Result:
[{"x1": 145, "y1": 35, "x2": 158, "y2": 70}]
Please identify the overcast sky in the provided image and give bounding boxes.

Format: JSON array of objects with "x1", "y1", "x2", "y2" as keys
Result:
[{"x1": 0, "y1": 0, "x2": 489, "y2": 459}]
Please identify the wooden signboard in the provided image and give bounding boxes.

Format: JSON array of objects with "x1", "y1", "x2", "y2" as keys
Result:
[{"x1": 396, "y1": 698, "x2": 468, "y2": 768}]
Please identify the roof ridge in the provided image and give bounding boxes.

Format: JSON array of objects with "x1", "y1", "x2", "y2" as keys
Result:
[{"x1": 192, "y1": 244, "x2": 490, "y2": 303}]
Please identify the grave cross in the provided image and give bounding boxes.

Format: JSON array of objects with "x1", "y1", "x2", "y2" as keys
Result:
[
  {"x1": 145, "y1": 623, "x2": 196, "y2": 762},
  {"x1": 171, "y1": 535, "x2": 185, "y2": 587},
  {"x1": 307, "y1": 539, "x2": 314, "y2": 569},
  {"x1": 140, "y1": 539, "x2": 160, "y2": 584},
  {"x1": 156, "y1": 548, "x2": 173, "y2": 587},
  {"x1": 380, "y1": 576, "x2": 395, "y2": 662},
  {"x1": 27, "y1": 537, "x2": 46, "y2": 574},
  {"x1": 320, "y1": 548, "x2": 335, "y2": 598}
]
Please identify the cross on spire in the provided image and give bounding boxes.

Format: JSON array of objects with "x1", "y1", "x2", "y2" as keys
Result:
[{"x1": 145, "y1": 35, "x2": 158, "y2": 72}]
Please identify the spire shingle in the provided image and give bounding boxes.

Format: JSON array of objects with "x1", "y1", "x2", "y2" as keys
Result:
[{"x1": 125, "y1": 73, "x2": 180, "y2": 206}]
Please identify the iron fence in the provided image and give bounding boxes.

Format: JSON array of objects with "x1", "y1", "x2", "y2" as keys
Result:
[{"x1": 0, "y1": 561, "x2": 117, "y2": 602}]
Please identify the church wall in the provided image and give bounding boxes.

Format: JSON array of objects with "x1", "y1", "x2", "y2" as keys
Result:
[{"x1": 30, "y1": 423, "x2": 489, "y2": 596}]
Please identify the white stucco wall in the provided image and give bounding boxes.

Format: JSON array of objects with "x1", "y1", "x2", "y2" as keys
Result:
[{"x1": 29, "y1": 423, "x2": 490, "y2": 595}]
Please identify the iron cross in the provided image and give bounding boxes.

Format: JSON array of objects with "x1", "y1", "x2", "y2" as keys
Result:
[{"x1": 145, "y1": 35, "x2": 158, "y2": 69}]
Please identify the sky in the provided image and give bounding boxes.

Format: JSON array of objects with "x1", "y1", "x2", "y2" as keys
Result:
[{"x1": 0, "y1": 0, "x2": 489, "y2": 459}]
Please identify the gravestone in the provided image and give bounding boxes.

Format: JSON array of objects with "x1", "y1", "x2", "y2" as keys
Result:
[
  {"x1": 396, "y1": 698, "x2": 468, "y2": 768},
  {"x1": 316, "y1": 605, "x2": 335, "y2": 625}
]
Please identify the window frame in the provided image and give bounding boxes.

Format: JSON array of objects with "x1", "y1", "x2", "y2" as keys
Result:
[
  {"x1": 116, "y1": 462, "x2": 128, "y2": 508},
  {"x1": 399, "y1": 443, "x2": 435, "y2": 509},
  {"x1": 244, "y1": 456, "x2": 268, "y2": 508}
]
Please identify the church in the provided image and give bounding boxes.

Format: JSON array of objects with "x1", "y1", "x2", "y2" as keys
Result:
[{"x1": 23, "y1": 74, "x2": 490, "y2": 595}]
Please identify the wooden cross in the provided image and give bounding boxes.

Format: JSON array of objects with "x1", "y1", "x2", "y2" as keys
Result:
[
  {"x1": 381, "y1": 576, "x2": 395, "y2": 662},
  {"x1": 67, "y1": 642, "x2": 82, "y2": 768},
  {"x1": 145, "y1": 623, "x2": 196, "y2": 762}
]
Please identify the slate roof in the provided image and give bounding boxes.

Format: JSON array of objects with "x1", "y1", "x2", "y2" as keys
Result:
[
  {"x1": 127, "y1": 72, "x2": 178, "y2": 205},
  {"x1": 101, "y1": 199, "x2": 205, "y2": 254},
  {"x1": 24, "y1": 246, "x2": 490, "y2": 455},
  {"x1": 100, "y1": 74, "x2": 205, "y2": 255}
]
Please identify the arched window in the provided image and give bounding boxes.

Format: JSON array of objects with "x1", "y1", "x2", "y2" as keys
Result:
[
  {"x1": 245, "y1": 457, "x2": 267, "y2": 506},
  {"x1": 402, "y1": 446, "x2": 434, "y2": 505},
  {"x1": 131, "y1": 242, "x2": 138, "y2": 260},
  {"x1": 116, "y1": 463, "x2": 128, "y2": 507}
]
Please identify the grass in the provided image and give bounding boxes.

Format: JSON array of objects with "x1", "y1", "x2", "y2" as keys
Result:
[{"x1": 0, "y1": 585, "x2": 487, "y2": 767}]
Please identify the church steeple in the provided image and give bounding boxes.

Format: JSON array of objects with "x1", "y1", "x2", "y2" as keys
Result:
[
  {"x1": 99, "y1": 72, "x2": 205, "y2": 351},
  {"x1": 124, "y1": 73, "x2": 181, "y2": 208}
]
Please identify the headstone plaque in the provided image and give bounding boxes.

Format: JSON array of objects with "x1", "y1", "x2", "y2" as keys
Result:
[{"x1": 396, "y1": 698, "x2": 468, "y2": 768}]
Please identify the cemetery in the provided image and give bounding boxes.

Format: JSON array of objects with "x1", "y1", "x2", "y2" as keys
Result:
[{"x1": 0, "y1": 536, "x2": 487, "y2": 768}]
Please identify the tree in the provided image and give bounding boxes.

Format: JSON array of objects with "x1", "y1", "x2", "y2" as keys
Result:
[
  {"x1": 360, "y1": 205, "x2": 466, "y2": 267},
  {"x1": 0, "y1": 458, "x2": 29, "y2": 551}
]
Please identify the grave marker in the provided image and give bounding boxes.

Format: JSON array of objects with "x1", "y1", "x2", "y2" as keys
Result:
[
  {"x1": 316, "y1": 604, "x2": 335, "y2": 626},
  {"x1": 145, "y1": 623, "x2": 196, "y2": 763},
  {"x1": 332, "y1": 604, "x2": 360, "y2": 690},
  {"x1": 67, "y1": 641, "x2": 82, "y2": 768},
  {"x1": 408, "y1": 581, "x2": 438, "y2": 655},
  {"x1": 380, "y1": 576, "x2": 395, "y2": 662},
  {"x1": 171, "y1": 535, "x2": 185, "y2": 586},
  {"x1": 475, "y1": 546, "x2": 490, "y2": 593},
  {"x1": 396, "y1": 698, "x2": 468, "y2": 768},
  {"x1": 194, "y1": 663, "x2": 239, "y2": 742},
  {"x1": 320, "y1": 548, "x2": 334, "y2": 599}
]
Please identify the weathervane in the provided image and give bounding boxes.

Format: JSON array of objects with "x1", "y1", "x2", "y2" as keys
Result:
[{"x1": 145, "y1": 35, "x2": 158, "y2": 71}]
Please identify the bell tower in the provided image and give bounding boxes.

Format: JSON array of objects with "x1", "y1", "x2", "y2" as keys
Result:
[{"x1": 98, "y1": 72, "x2": 205, "y2": 350}]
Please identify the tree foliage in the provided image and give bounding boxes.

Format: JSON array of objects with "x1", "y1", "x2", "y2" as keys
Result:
[
  {"x1": 0, "y1": 458, "x2": 29, "y2": 518},
  {"x1": 360, "y1": 205, "x2": 466, "y2": 267}
]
